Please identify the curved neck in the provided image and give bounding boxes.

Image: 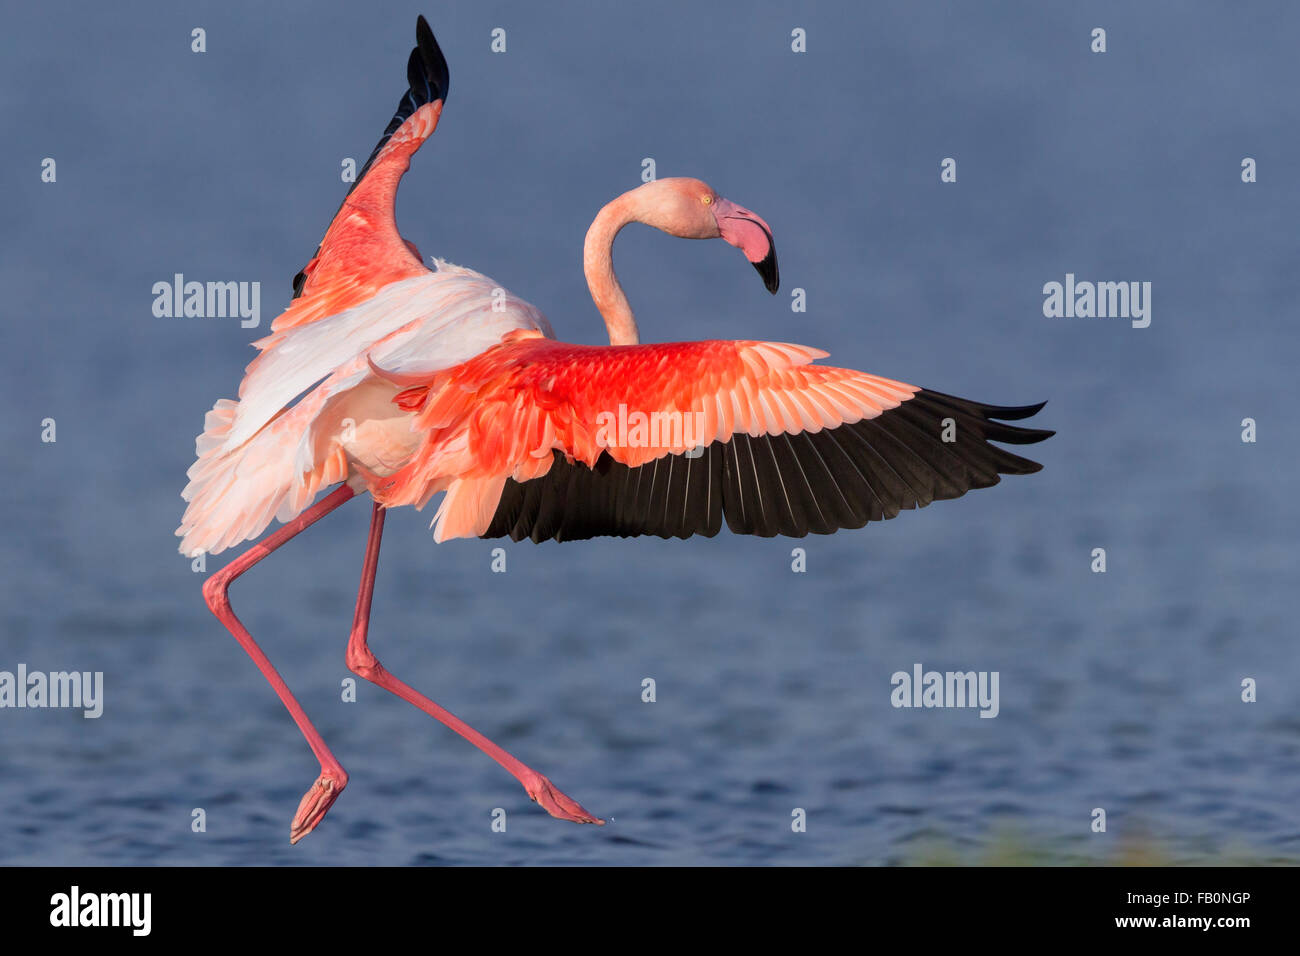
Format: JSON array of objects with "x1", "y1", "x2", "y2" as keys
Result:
[{"x1": 583, "y1": 191, "x2": 641, "y2": 346}]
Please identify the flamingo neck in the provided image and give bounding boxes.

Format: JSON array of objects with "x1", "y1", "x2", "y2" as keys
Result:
[{"x1": 583, "y1": 191, "x2": 641, "y2": 346}]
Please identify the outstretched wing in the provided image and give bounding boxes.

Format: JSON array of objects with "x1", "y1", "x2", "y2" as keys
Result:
[
  {"x1": 486, "y1": 390, "x2": 1049, "y2": 541},
  {"x1": 368, "y1": 336, "x2": 1053, "y2": 542},
  {"x1": 274, "y1": 15, "x2": 450, "y2": 333}
]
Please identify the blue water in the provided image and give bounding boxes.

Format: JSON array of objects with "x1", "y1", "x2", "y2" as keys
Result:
[{"x1": 2, "y1": 1, "x2": 1298, "y2": 865}]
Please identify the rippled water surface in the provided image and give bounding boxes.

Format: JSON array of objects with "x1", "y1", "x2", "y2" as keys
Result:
[{"x1": 2, "y1": 2, "x2": 1298, "y2": 865}]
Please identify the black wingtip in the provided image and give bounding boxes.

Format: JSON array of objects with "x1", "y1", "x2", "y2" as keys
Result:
[
  {"x1": 413, "y1": 15, "x2": 450, "y2": 104},
  {"x1": 911, "y1": 388, "x2": 1054, "y2": 449},
  {"x1": 981, "y1": 398, "x2": 1048, "y2": 422},
  {"x1": 919, "y1": 389, "x2": 1050, "y2": 423},
  {"x1": 292, "y1": 16, "x2": 453, "y2": 299},
  {"x1": 346, "y1": 16, "x2": 451, "y2": 195},
  {"x1": 1008, "y1": 427, "x2": 1055, "y2": 444},
  {"x1": 1004, "y1": 399, "x2": 1048, "y2": 420}
]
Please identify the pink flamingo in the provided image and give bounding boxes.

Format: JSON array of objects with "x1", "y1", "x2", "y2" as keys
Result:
[{"x1": 179, "y1": 16, "x2": 1052, "y2": 843}]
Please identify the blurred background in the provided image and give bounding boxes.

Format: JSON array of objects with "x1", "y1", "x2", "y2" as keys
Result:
[{"x1": 1, "y1": 0, "x2": 1297, "y2": 864}]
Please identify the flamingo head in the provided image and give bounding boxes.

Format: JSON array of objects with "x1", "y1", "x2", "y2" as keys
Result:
[{"x1": 643, "y1": 178, "x2": 780, "y2": 294}]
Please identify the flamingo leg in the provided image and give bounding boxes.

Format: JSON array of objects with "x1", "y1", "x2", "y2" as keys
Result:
[
  {"x1": 201, "y1": 483, "x2": 357, "y2": 844},
  {"x1": 345, "y1": 502, "x2": 603, "y2": 825}
]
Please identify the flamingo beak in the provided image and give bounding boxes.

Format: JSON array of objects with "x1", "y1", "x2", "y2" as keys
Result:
[{"x1": 713, "y1": 198, "x2": 779, "y2": 294}]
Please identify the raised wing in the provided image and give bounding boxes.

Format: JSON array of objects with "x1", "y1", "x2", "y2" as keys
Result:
[
  {"x1": 219, "y1": 17, "x2": 453, "y2": 451},
  {"x1": 366, "y1": 336, "x2": 1053, "y2": 541},
  {"x1": 275, "y1": 15, "x2": 449, "y2": 333},
  {"x1": 179, "y1": 17, "x2": 472, "y2": 556}
]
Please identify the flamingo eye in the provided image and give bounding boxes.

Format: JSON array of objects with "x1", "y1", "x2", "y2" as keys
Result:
[{"x1": 702, "y1": 196, "x2": 713, "y2": 205}]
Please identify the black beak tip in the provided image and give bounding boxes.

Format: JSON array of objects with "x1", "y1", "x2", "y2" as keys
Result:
[{"x1": 754, "y1": 248, "x2": 779, "y2": 294}]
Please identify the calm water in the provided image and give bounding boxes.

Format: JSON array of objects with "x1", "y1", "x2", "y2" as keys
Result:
[{"x1": 2, "y1": 1, "x2": 1298, "y2": 865}]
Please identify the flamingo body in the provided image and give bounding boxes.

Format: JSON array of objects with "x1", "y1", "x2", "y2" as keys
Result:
[{"x1": 179, "y1": 15, "x2": 1053, "y2": 843}]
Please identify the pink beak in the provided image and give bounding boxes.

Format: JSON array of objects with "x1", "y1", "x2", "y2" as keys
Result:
[{"x1": 713, "y1": 198, "x2": 779, "y2": 293}]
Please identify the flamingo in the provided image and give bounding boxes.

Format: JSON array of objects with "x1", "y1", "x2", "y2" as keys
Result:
[{"x1": 179, "y1": 15, "x2": 1052, "y2": 843}]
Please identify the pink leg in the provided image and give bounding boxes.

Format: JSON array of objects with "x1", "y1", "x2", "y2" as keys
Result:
[
  {"x1": 345, "y1": 502, "x2": 603, "y2": 825},
  {"x1": 202, "y1": 483, "x2": 357, "y2": 844}
]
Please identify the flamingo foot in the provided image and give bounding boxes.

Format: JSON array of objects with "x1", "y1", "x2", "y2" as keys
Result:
[
  {"x1": 522, "y1": 772, "x2": 604, "y2": 825},
  {"x1": 290, "y1": 769, "x2": 348, "y2": 844}
]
